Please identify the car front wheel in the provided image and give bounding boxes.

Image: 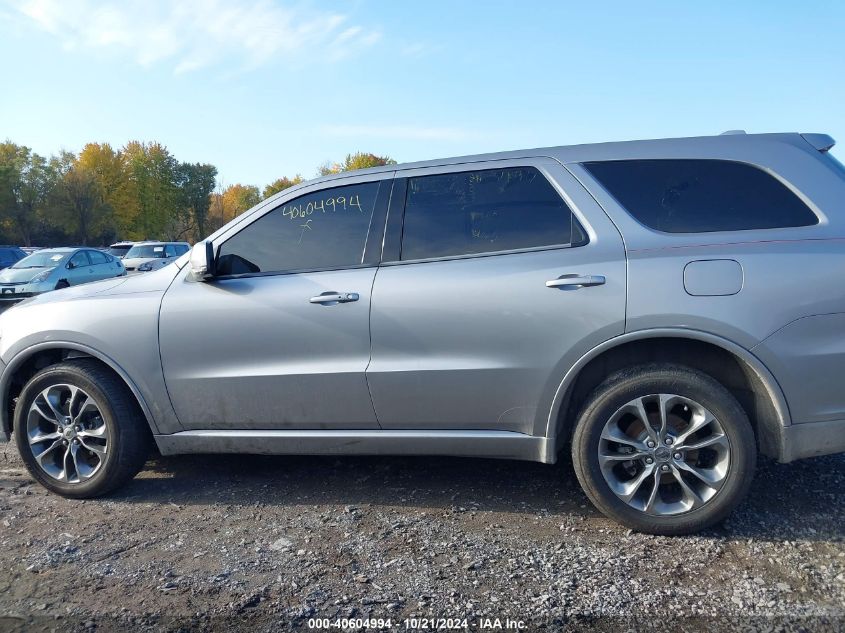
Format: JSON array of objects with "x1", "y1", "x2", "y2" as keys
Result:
[
  {"x1": 571, "y1": 363, "x2": 756, "y2": 535},
  {"x1": 14, "y1": 359, "x2": 151, "y2": 498}
]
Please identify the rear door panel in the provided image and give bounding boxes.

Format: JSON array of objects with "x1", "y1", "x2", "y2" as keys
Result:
[{"x1": 366, "y1": 159, "x2": 627, "y2": 436}]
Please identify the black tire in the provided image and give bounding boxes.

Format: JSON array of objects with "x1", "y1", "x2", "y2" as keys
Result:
[
  {"x1": 55, "y1": 280, "x2": 69, "y2": 290},
  {"x1": 571, "y1": 363, "x2": 756, "y2": 536},
  {"x1": 14, "y1": 359, "x2": 151, "y2": 498}
]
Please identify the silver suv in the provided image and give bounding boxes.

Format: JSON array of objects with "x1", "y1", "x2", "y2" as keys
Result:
[
  {"x1": 1, "y1": 132, "x2": 843, "y2": 535},
  {"x1": 121, "y1": 241, "x2": 191, "y2": 273}
]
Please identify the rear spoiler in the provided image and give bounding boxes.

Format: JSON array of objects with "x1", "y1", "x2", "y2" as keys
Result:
[{"x1": 801, "y1": 133, "x2": 836, "y2": 152}]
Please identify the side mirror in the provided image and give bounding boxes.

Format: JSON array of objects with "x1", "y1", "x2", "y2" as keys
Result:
[
  {"x1": 189, "y1": 241, "x2": 216, "y2": 281},
  {"x1": 66, "y1": 261, "x2": 75, "y2": 270}
]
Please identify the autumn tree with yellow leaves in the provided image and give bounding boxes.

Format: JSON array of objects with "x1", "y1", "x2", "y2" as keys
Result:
[{"x1": 0, "y1": 140, "x2": 394, "y2": 246}]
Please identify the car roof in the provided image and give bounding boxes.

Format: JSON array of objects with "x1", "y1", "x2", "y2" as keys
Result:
[
  {"x1": 34, "y1": 247, "x2": 86, "y2": 253},
  {"x1": 130, "y1": 241, "x2": 189, "y2": 246},
  {"x1": 293, "y1": 131, "x2": 831, "y2": 186}
]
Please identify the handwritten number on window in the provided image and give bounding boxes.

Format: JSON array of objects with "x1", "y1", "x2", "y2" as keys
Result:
[{"x1": 282, "y1": 193, "x2": 364, "y2": 221}]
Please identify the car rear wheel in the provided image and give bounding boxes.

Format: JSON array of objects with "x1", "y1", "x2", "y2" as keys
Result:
[
  {"x1": 571, "y1": 363, "x2": 756, "y2": 535},
  {"x1": 14, "y1": 359, "x2": 151, "y2": 498}
]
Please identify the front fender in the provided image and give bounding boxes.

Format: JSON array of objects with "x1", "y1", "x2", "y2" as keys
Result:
[
  {"x1": 0, "y1": 287, "x2": 182, "y2": 438},
  {"x1": 0, "y1": 341, "x2": 158, "y2": 438}
]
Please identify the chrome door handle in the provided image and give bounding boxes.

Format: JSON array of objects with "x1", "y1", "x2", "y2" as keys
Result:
[
  {"x1": 309, "y1": 292, "x2": 360, "y2": 304},
  {"x1": 546, "y1": 275, "x2": 606, "y2": 289}
]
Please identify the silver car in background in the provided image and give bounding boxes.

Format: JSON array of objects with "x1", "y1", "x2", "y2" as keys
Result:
[
  {"x1": 0, "y1": 131, "x2": 844, "y2": 535},
  {"x1": 121, "y1": 241, "x2": 190, "y2": 273},
  {"x1": 0, "y1": 247, "x2": 126, "y2": 308}
]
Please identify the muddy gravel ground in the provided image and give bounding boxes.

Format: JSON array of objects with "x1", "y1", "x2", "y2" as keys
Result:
[{"x1": 0, "y1": 441, "x2": 843, "y2": 633}]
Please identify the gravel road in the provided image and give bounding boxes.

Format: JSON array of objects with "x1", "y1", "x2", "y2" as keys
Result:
[{"x1": 0, "y1": 441, "x2": 843, "y2": 632}]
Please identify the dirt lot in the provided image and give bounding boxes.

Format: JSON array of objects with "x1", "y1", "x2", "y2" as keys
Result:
[{"x1": 0, "y1": 440, "x2": 843, "y2": 632}]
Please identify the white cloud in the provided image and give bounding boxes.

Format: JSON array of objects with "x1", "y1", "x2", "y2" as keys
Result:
[
  {"x1": 400, "y1": 41, "x2": 440, "y2": 59},
  {"x1": 319, "y1": 124, "x2": 476, "y2": 142},
  {"x1": 10, "y1": 0, "x2": 381, "y2": 72}
]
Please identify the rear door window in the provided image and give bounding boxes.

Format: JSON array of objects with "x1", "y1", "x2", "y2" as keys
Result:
[
  {"x1": 69, "y1": 251, "x2": 90, "y2": 268},
  {"x1": 401, "y1": 166, "x2": 585, "y2": 261},
  {"x1": 584, "y1": 159, "x2": 818, "y2": 233},
  {"x1": 87, "y1": 250, "x2": 108, "y2": 264}
]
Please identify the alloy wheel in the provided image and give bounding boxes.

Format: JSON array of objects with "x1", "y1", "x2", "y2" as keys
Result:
[
  {"x1": 25, "y1": 384, "x2": 110, "y2": 483},
  {"x1": 598, "y1": 393, "x2": 730, "y2": 516}
]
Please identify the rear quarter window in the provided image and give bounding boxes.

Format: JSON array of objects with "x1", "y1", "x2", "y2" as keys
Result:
[
  {"x1": 584, "y1": 159, "x2": 818, "y2": 233},
  {"x1": 87, "y1": 250, "x2": 108, "y2": 264}
]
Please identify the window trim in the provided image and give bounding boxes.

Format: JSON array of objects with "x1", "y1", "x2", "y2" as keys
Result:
[
  {"x1": 581, "y1": 158, "x2": 821, "y2": 236},
  {"x1": 384, "y1": 163, "x2": 589, "y2": 266},
  {"x1": 211, "y1": 177, "x2": 392, "y2": 281},
  {"x1": 380, "y1": 242, "x2": 586, "y2": 268}
]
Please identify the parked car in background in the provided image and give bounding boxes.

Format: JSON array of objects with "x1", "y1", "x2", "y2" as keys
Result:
[
  {"x1": 121, "y1": 241, "x2": 190, "y2": 273},
  {"x1": 106, "y1": 241, "x2": 135, "y2": 259},
  {"x1": 0, "y1": 246, "x2": 27, "y2": 271},
  {"x1": 1, "y1": 132, "x2": 844, "y2": 536},
  {"x1": 20, "y1": 247, "x2": 44, "y2": 256},
  {"x1": 0, "y1": 247, "x2": 125, "y2": 307}
]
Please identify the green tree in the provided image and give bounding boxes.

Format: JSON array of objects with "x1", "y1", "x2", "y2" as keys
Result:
[
  {"x1": 122, "y1": 141, "x2": 179, "y2": 240},
  {"x1": 51, "y1": 165, "x2": 109, "y2": 245},
  {"x1": 0, "y1": 142, "x2": 56, "y2": 245},
  {"x1": 318, "y1": 152, "x2": 396, "y2": 176},
  {"x1": 263, "y1": 175, "x2": 303, "y2": 199},
  {"x1": 175, "y1": 162, "x2": 217, "y2": 240},
  {"x1": 77, "y1": 143, "x2": 136, "y2": 239}
]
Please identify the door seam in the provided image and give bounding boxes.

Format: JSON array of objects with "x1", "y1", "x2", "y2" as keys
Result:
[{"x1": 364, "y1": 267, "x2": 384, "y2": 428}]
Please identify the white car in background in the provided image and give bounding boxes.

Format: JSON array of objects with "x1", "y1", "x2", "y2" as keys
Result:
[
  {"x1": 121, "y1": 241, "x2": 190, "y2": 273},
  {"x1": 106, "y1": 241, "x2": 136, "y2": 259}
]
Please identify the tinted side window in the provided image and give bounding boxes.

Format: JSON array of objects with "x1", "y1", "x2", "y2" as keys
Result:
[
  {"x1": 164, "y1": 244, "x2": 177, "y2": 257},
  {"x1": 88, "y1": 250, "x2": 108, "y2": 264},
  {"x1": 584, "y1": 159, "x2": 818, "y2": 233},
  {"x1": 401, "y1": 167, "x2": 584, "y2": 260},
  {"x1": 174, "y1": 244, "x2": 189, "y2": 255},
  {"x1": 69, "y1": 251, "x2": 90, "y2": 267},
  {"x1": 217, "y1": 181, "x2": 381, "y2": 275}
]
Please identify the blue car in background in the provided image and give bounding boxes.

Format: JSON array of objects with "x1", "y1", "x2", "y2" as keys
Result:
[
  {"x1": 0, "y1": 246, "x2": 27, "y2": 271},
  {"x1": 0, "y1": 247, "x2": 126, "y2": 308}
]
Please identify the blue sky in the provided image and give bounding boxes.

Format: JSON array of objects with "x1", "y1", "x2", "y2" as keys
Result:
[{"x1": 1, "y1": 0, "x2": 843, "y2": 189}]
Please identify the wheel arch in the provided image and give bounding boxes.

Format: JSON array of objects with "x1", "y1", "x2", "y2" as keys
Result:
[
  {"x1": 544, "y1": 329, "x2": 791, "y2": 462},
  {"x1": 1, "y1": 342, "x2": 157, "y2": 439}
]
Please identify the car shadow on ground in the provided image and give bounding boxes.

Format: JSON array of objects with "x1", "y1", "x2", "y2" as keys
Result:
[{"x1": 111, "y1": 450, "x2": 845, "y2": 542}]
